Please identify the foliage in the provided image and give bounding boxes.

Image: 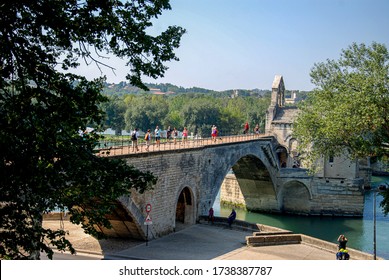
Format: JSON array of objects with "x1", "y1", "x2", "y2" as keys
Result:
[
  {"x1": 179, "y1": 97, "x2": 223, "y2": 136},
  {"x1": 293, "y1": 42, "x2": 389, "y2": 213},
  {"x1": 103, "y1": 81, "x2": 274, "y2": 98},
  {"x1": 101, "y1": 95, "x2": 126, "y2": 134},
  {"x1": 0, "y1": 0, "x2": 184, "y2": 259},
  {"x1": 124, "y1": 95, "x2": 169, "y2": 131},
  {"x1": 104, "y1": 93, "x2": 271, "y2": 136}
]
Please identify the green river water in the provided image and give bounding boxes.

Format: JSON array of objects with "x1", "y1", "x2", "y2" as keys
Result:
[{"x1": 213, "y1": 176, "x2": 389, "y2": 259}]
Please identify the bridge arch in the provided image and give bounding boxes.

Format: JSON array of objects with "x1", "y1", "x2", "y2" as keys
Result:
[
  {"x1": 278, "y1": 180, "x2": 311, "y2": 214},
  {"x1": 211, "y1": 151, "x2": 280, "y2": 214},
  {"x1": 175, "y1": 186, "x2": 196, "y2": 229}
]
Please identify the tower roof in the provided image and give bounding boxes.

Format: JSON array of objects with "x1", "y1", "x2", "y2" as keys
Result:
[{"x1": 272, "y1": 75, "x2": 284, "y2": 89}]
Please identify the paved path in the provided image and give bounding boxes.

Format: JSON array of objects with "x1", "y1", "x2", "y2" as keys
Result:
[
  {"x1": 44, "y1": 221, "x2": 376, "y2": 260},
  {"x1": 104, "y1": 224, "x2": 336, "y2": 260}
]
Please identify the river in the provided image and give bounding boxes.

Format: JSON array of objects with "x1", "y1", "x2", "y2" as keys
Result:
[{"x1": 213, "y1": 176, "x2": 389, "y2": 259}]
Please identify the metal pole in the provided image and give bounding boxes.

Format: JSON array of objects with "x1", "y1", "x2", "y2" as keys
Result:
[
  {"x1": 146, "y1": 224, "x2": 149, "y2": 247},
  {"x1": 373, "y1": 191, "x2": 376, "y2": 260}
]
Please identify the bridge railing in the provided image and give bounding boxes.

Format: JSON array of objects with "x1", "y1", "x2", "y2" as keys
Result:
[{"x1": 96, "y1": 131, "x2": 268, "y2": 157}]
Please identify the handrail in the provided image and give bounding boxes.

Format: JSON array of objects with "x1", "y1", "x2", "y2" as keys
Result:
[{"x1": 97, "y1": 132, "x2": 270, "y2": 157}]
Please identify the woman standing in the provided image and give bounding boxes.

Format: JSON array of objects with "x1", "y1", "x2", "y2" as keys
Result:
[
  {"x1": 173, "y1": 127, "x2": 178, "y2": 145},
  {"x1": 144, "y1": 129, "x2": 151, "y2": 151},
  {"x1": 182, "y1": 127, "x2": 188, "y2": 145}
]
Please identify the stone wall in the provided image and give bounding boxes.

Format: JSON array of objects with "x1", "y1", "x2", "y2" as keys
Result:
[
  {"x1": 221, "y1": 169, "x2": 364, "y2": 216},
  {"x1": 126, "y1": 148, "x2": 204, "y2": 238},
  {"x1": 220, "y1": 173, "x2": 246, "y2": 208}
]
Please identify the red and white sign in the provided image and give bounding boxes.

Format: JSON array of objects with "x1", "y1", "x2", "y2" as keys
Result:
[
  {"x1": 144, "y1": 213, "x2": 152, "y2": 225},
  {"x1": 145, "y1": 203, "x2": 152, "y2": 213}
]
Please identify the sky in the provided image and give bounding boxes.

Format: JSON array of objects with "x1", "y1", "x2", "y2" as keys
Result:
[{"x1": 74, "y1": 0, "x2": 389, "y2": 91}]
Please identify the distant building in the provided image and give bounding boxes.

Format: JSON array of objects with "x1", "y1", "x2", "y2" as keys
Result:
[
  {"x1": 231, "y1": 89, "x2": 239, "y2": 98},
  {"x1": 265, "y1": 75, "x2": 370, "y2": 187},
  {"x1": 285, "y1": 91, "x2": 297, "y2": 104}
]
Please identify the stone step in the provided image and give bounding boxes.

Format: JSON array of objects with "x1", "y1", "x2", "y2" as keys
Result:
[
  {"x1": 253, "y1": 230, "x2": 292, "y2": 236},
  {"x1": 246, "y1": 234, "x2": 302, "y2": 247}
]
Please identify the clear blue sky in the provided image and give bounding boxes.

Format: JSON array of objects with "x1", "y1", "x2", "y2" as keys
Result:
[{"x1": 76, "y1": 0, "x2": 389, "y2": 91}]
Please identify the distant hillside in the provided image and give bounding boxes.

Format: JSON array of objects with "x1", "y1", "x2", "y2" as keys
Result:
[
  {"x1": 103, "y1": 81, "x2": 271, "y2": 97},
  {"x1": 102, "y1": 81, "x2": 309, "y2": 99}
]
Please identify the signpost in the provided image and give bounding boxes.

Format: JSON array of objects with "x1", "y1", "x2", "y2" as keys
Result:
[{"x1": 144, "y1": 204, "x2": 152, "y2": 246}]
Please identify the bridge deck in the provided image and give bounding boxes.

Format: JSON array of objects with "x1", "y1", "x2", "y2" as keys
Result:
[{"x1": 98, "y1": 133, "x2": 273, "y2": 157}]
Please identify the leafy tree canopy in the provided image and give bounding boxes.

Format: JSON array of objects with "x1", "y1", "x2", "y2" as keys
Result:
[
  {"x1": 293, "y1": 42, "x2": 389, "y2": 214},
  {"x1": 0, "y1": 0, "x2": 184, "y2": 259}
]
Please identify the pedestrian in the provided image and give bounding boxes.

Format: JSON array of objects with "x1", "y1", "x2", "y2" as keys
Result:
[
  {"x1": 254, "y1": 124, "x2": 260, "y2": 135},
  {"x1": 214, "y1": 126, "x2": 221, "y2": 141},
  {"x1": 144, "y1": 129, "x2": 151, "y2": 151},
  {"x1": 166, "y1": 126, "x2": 172, "y2": 142},
  {"x1": 131, "y1": 128, "x2": 139, "y2": 152},
  {"x1": 155, "y1": 125, "x2": 161, "y2": 147},
  {"x1": 208, "y1": 207, "x2": 214, "y2": 224},
  {"x1": 227, "y1": 209, "x2": 236, "y2": 228},
  {"x1": 173, "y1": 127, "x2": 178, "y2": 145},
  {"x1": 182, "y1": 127, "x2": 188, "y2": 145},
  {"x1": 211, "y1": 125, "x2": 217, "y2": 142},
  {"x1": 337, "y1": 234, "x2": 348, "y2": 250},
  {"x1": 243, "y1": 122, "x2": 249, "y2": 134}
]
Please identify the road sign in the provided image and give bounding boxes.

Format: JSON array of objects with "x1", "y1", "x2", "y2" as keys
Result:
[
  {"x1": 144, "y1": 213, "x2": 152, "y2": 225},
  {"x1": 145, "y1": 203, "x2": 152, "y2": 213}
]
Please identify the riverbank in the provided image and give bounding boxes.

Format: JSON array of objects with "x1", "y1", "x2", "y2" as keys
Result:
[{"x1": 42, "y1": 218, "x2": 380, "y2": 260}]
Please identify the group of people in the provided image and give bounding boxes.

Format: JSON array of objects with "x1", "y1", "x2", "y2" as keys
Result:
[
  {"x1": 131, "y1": 125, "x2": 183, "y2": 152},
  {"x1": 208, "y1": 207, "x2": 236, "y2": 228},
  {"x1": 244, "y1": 122, "x2": 261, "y2": 135},
  {"x1": 130, "y1": 122, "x2": 262, "y2": 152}
]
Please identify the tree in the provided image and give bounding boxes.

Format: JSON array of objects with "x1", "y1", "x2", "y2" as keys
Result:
[
  {"x1": 124, "y1": 95, "x2": 169, "y2": 131},
  {"x1": 102, "y1": 95, "x2": 126, "y2": 135},
  {"x1": 0, "y1": 0, "x2": 184, "y2": 259},
  {"x1": 180, "y1": 98, "x2": 224, "y2": 136},
  {"x1": 293, "y1": 42, "x2": 389, "y2": 214}
]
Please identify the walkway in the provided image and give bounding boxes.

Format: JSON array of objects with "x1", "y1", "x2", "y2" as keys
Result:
[
  {"x1": 97, "y1": 133, "x2": 269, "y2": 157},
  {"x1": 43, "y1": 220, "x2": 366, "y2": 260},
  {"x1": 104, "y1": 224, "x2": 336, "y2": 260}
]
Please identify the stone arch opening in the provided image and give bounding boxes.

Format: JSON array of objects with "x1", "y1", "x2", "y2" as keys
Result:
[
  {"x1": 91, "y1": 200, "x2": 144, "y2": 239},
  {"x1": 279, "y1": 181, "x2": 311, "y2": 214},
  {"x1": 175, "y1": 187, "x2": 195, "y2": 228},
  {"x1": 276, "y1": 145, "x2": 288, "y2": 168},
  {"x1": 219, "y1": 155, "x2": 279, "y2": 213}
]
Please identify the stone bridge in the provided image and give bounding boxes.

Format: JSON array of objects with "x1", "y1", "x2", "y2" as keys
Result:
[{"x1": 97, "y1": 135, "x2": 364, "y2": 241}]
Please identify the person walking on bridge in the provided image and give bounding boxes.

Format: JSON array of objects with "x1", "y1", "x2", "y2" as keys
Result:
[
  {"x1": 131, "y1": 128, "x2": 139, "y2": 152},
  {"x1": 254, "y1": 124, "x2": 260, "y2": 136},
  {"x1": 211, "y1": 125, "x2": 217, "y2": 142},
  {"x1": 144, "y1": 129, "x2": 151, "y2": 151},
  {"x1": 243, "y1": 122, "x2": 249, "y2": 134},
  {"x1": 182, "y1": 127, "x2": 188, "y2": 145},
  {"x1": 155, "y1": 125, "x2": 161, "y2": 147},
  {"x1": 173, "y1": 127, "x2": 178, "y2": 145}
]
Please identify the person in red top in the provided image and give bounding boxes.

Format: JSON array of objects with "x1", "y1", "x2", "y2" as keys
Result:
[
  {"x1": 211, "y1": 125, "x2": 217, "y2": 142},
  {"x1": 182, "y1": 127, "x2": 188, "y2": 145},
  {"x1": 243, "y1": 122, "x2": 249, "y2": 134}
]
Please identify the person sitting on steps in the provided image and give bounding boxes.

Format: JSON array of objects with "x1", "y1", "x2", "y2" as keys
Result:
[{"x1": 227, "y1": 209, "x2": 236, "y2": 228}]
